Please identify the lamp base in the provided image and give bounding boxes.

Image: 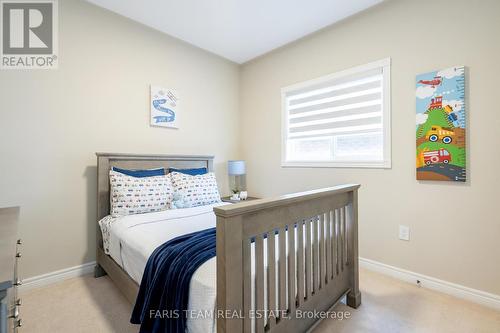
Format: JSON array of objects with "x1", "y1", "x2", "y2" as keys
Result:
[{"x1": 229, "y1": 175, "x2": 246, "y2": 194}]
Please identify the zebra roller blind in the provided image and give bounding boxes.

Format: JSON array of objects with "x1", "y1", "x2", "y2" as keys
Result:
[{"x1": 282, "y1": 58, "x2": 391, "y2": 168}]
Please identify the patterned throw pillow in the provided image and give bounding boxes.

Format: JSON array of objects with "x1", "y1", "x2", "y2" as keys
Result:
[
  {"x1": 170, "y1": 172, "x2": 221, "y2": 208},
  {"x1": 109, "y1": 170, "x2": 174, "y2": 217}
]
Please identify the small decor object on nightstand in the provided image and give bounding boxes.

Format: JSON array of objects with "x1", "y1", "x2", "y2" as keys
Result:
[
  {"x1": 150, "y1": 85, "x2": 179, "y2": 129},
  {"x1": 221, "y1": 195, "x2": 259, "y2": 204},
  {"x1": 228, "y1": 160, "x2": 246, "y2": 200}
]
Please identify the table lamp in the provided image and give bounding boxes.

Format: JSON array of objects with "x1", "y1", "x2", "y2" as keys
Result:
[{"x1": 228, "y1": 160, "x2": 246, "y2": 199}]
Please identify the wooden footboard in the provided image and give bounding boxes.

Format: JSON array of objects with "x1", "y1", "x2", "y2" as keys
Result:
[{"x1": 214, "y1": 184, "x2": 361, "y2": 333}]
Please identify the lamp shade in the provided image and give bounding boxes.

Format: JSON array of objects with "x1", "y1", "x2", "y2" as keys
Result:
[{"x1": 228, "y1": 160, "x2": 246, "y2": 175}]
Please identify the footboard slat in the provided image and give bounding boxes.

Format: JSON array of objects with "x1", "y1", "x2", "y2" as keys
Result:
[
  {"x1": 215, "y1": 184, "x2": 361, "y2": 333},
  {"x1": 345, "y1": 207, "x2": 351, "y2": 266},
  {"x1": 287, "y1": 224, "x2": 296, "y2": 314},
  {"x1": 296, "y1": 221, "x2": 304, "y2": 306},
  {"x1": 326, "y1": 211, "x2": 332, "y2": 282},
  {"x1": 255, "y1": 235, "x2": 265, "y2": 333},
  {"x1": 278, "y1": 228, "x2": 287, "y2": 317},
  {"x1": 267, "y1": 230, "x2": 277, "y2": 330},
  {"x1": 243, "y1": 238, "x2": 252, "y2": 333},
  {"x1": 335, "y1": 209, "x2": 340, "y2": 276},
  {"x1": 312, "y1": 217, "x2": 319, "y2": 294},
  {"x1": 330, "y1": 210, "x2": 336, "y2": 278},
  {"x1": 344, "y1": 206, "x2": 348, "y2": 267},
  {"x1": 319, "y1": 214, "x2": 325, "y2": 290},
  {"x1": 304, "y1": 219, "x2": 311, "y2": 300},
  {"x1": 340, "y1": 207, "x2": 345, "y2": 272}
]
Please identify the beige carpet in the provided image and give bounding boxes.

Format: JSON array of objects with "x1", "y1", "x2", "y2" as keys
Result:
[{"x1": 20, "y1": 268, "x2": 500, "y2": 333}]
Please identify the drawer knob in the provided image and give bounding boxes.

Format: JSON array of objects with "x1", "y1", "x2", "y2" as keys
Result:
[
  {"x1": 14, "y1": 279, "x2": 22, "y2": 286},
  {"x1": 17, "y1": 239, "x2": 22, "y2": 245},
  {"x1": 16, "y1": 252, "x2": 21, "y2": 258},
  {"x1": 9, "y1": 306, "x2": 19, "y2": 319},
  {"x1": 16, "y1": 318, "x2": 23, "y2": 328}
]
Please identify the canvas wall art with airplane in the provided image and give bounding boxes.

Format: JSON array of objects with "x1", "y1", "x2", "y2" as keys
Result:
[{"x1": 415, "y1": 66, "x2": 466, "y2": 182}]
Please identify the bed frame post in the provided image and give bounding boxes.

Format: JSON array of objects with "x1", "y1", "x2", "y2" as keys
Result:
[
  {"x1": 346, "y1": 188, "x2": 361, "y2": 308},
  {"x1": 95, "y1": 154, "x2": 110, "y2": 278},
  {"x1": 216, "y1": 214, "x2": 244, "y2": 333},
  {"x1": 94, "y1": 264, "x2": 106, "y2": 278}
]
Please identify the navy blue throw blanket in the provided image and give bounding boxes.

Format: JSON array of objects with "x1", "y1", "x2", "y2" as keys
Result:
[{"x1": 131, "y1": 227, "x2": 216, "y2": 333}]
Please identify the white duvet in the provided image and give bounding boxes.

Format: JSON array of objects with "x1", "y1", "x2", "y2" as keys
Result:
[{"x1": 102, "y1": 203, "x2": 230, "y2": 333}]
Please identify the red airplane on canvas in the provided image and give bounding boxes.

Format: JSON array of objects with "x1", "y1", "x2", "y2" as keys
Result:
[{"x1": 418, "y1": 76, "x2": 442, "y2": 88}]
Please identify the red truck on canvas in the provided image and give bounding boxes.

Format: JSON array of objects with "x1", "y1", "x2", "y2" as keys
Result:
[{"x1": 423, "y1": 148, "x2": 451, "y2": 165}]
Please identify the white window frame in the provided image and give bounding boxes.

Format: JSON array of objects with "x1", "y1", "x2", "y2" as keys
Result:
[{"x1": 281, "y1": 58, "x2": 391, "y2": 169}]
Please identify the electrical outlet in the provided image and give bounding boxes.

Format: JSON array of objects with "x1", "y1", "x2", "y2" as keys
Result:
[{"x1": 399, "y1": 225, "x2": 410, "y2": 241}]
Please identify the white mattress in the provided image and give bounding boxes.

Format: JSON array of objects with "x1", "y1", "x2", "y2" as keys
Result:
[{"x1": 105, "y1": 203, "x2": 229, "y2": 333}]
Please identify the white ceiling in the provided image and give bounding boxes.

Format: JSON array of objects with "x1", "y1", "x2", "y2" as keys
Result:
[{"x1": 86, "y1": 0, "x2": 383, "y2": 64}]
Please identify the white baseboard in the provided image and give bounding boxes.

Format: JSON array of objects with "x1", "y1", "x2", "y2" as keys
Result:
[
  {"x1": 360, "y1": 257, "x2": 500, "y2": 311},
  {"x1": 19, "y1": 261, "x2": 96, "y2": 292}
]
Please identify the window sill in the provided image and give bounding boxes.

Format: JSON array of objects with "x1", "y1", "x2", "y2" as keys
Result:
[{"x1": 281, "y1": 160, "x2": 391, "y2": 169}]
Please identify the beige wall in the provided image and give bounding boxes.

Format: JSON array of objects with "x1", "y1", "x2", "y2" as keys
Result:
[
  {"x1": 0, "y1": 0, "x2": 240, "y2": 278},
  {"x1": 239, "y1": 0, "x2": 500, "y2": 295}
]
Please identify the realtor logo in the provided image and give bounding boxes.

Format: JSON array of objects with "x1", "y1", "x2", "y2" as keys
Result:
[{"x1": 1, "y1": 0, "x2": 58, "y2": 69}]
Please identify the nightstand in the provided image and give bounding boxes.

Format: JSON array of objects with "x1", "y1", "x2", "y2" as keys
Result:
[{"x1": 221, "y1": 196, "x2": 260, "y2": 204}]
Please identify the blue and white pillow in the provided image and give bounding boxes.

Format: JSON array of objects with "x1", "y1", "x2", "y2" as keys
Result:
[
  {"x1": 168, "y1": 167, "x2": 207, "y2": 176},
  {"x1": 112, "y1": 167, "x2": 165, "y2": 178},
  {"x1": 170, "y1": 172, "x2": 221, "y2": 208},
  {"x1": 109, "y1": 170, "x2": 174, "y2": 217}
]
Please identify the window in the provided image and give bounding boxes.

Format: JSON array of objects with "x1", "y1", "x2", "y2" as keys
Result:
[{"x1": 281, "y1": 58, "x2": 391, "y2": 168}]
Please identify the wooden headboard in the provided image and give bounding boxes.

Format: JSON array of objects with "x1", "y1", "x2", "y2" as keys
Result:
[{"x1": 95, "y1": 153, "x2": 214, "y2": 249}]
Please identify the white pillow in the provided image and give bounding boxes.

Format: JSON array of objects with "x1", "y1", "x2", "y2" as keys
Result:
[
  {"x1": 109, "y1": 170, "x2": 174, "y2": 217},
  {"x1": 170, "y1": 172, "x2": 221, "y2": 208}
]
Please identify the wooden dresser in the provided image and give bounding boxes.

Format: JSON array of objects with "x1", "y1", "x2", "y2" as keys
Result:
[{"x1": 0, "y1": 207, "x2": 21, "y2": 333}]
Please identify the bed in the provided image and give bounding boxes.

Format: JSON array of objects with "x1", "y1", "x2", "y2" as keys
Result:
[{"x1": 95, "y1": 153, "x2": 361, "y2": 333}]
